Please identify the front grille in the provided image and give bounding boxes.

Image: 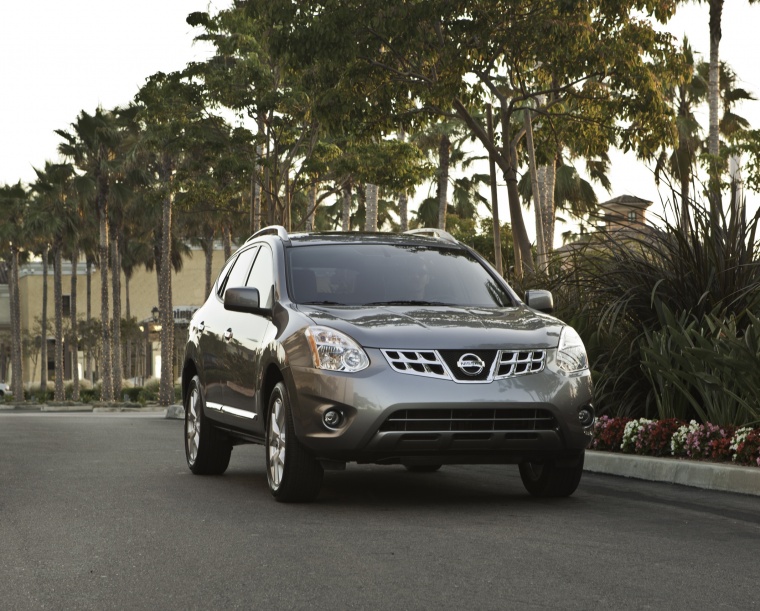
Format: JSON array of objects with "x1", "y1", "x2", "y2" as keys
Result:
[
  {"x1": 381, "y1": 350, "x2": 448, "y2": 379},
  {"x1": 495, "y1": 350, "x2": 546, "y2": 378},
  {"x1": 381, "y1": 349, "x2": 546, "y2": 383},
  {"x1": 378, "y1": 408, "x2": 556, "y2": 433}
]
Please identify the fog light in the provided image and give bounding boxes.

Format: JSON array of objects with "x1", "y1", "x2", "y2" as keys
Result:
[
  {"x1": 578, "y1": 407, "x2": 595, "y2": 427},
  {"x1": 323, "y1": 409, "x2": 343, "y2": 429}
]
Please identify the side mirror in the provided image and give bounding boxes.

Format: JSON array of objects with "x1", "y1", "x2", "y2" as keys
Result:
[
  {"x1": 224, "y1": 287, "x2": 271, "y2": 316},
  {"x1": 525, "y1": 289, "x2": 554, "y2": 314}
]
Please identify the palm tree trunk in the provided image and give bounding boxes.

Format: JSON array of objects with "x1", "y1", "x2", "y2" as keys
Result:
[
  {"x1": 204, "y1": 233, "x2": 214, "y2": 298},
  {"x1": 53, "y1": 244, "x2": 64, "y2": 401},
  {"x1": 708, "y1": 0, "x2": 723, "y2": 160},
  {"x1": 10, "y1": 246, "x2": 23, "y2": 399},
  {"x1": 543, "y1": 156, "x2": 557, "y2": 254},
  {"x1": 70, "y1": 250, "x2": 80, "y2": 401},
  {"x1": 223, "y1": 226, "x2": 232, "y2": 260},
  {"x1": 437, "y1": 135, "x2": 450, "y2": 230},
  {"x1": 111, "y1": 235, "x2": 123, "y2": 399},
  {"x1": 342, "y1": 182, "x2": 352, "y2": 231},
  {"x1": 487, "y1": 105, "x2": 503, "y2": 276},
  {"x1": 524, "y1": 108, "x2": 546, "y2": 273},
  {"x1": 397, "y1": 129, "x2": 408, "y2": 232},
  {"x1": 306, "y1": 181, "x2": 317, "y2": 231},
  {"x1": 364, "y1": 184, "x2": 379, "y2": 231},
  {"x1": 707, "y1": 0, "x2": 723, "y2": 219},
  {"x1": 253, "y1": 125, "x2": 264, "y2": 233},
  {"x1": 99, "y1": 215, "x2": 113, "y2": 402},
  {"x1": 86, "y1": 258, "x2": 92, "y2": 385},
  {"x1": 158, "y1": 156, "x2": 175, "y2": 407},
  {"x1": 40, "y1": 244, "x2": 49, "y2": 393}
]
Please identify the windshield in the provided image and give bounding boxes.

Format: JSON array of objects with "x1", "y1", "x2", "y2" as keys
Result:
[{"x1": 286, "y1": 243, "x2": 514, "y2": 307}]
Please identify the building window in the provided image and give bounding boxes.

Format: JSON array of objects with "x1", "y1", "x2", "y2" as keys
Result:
[
  {"x1": 627, "y1": 211, "x2": 637, "y2": 222},
  {"x1": 62, "y1": 295, "x2": 71, "y2": 317}
]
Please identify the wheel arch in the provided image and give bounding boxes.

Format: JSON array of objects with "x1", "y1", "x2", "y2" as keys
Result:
[{"x1": 182, "y1": 358, "x2": 199, "y2": 404}]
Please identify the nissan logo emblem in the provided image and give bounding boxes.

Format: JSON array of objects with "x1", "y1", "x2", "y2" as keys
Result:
[{"x1": 457, "y1": 353, "x2": 485, "y2": 376}]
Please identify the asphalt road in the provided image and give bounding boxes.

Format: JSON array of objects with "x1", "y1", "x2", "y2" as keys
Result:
[{"x1": 1, "y1": 413, "x2": 758, "y2": 611}]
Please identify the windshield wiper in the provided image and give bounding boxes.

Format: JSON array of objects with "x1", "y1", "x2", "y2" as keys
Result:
[
  {"x1": 364, "y1": 300, "x2": 450, "y2": 306},
  {"x1": 300, "y1": 300, "x2": 346, "y2": 306}
]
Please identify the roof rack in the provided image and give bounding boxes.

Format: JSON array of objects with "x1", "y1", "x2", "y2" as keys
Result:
[
  {"x1": 245, "y1": 225, "x2": 291, "y2": 245},
  {"x1": 404, "y1": 228, "x2": 458, "y2": 244}
]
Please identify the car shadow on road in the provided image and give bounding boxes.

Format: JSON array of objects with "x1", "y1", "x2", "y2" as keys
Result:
[{"x1": 216, "y1": 446, "x2": 583, "y2": 509}]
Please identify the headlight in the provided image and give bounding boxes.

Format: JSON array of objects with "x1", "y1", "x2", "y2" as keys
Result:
[
  {"x1": 556, "y1": 326, "x2": 588, "y2": 373},
  {"x1": 305, "y1": 326, "x2": 370, "y2": 373}
]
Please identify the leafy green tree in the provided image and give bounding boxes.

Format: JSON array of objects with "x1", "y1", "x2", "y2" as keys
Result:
[{"x1": 254, "y1": 0, "x2": 683, "y2": 280}]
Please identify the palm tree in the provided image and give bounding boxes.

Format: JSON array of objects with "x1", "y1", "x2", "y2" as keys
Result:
[
  {"x1": 0, "y1": 183, "x2": 28, "y2": 399},
  {"x1": 30, "y1": 162, "x2": 81, "y2": 401},
  {"x1": 26, "y1": 229, "x2": 50, "y2": 394},
  {"x1": 702, "y1": 0, "x2": 758, "y2": 199},
  {"x1": 654, "y1": 39, "x2": 707, "y2": 232},
  {"x1": 57, "y1": 107, "x2": 123, "y2": 402}
]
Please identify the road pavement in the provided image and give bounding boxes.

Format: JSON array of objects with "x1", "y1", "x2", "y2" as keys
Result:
[{"x1": 1, "y1": 412, "x2": 758, "y2": 610}]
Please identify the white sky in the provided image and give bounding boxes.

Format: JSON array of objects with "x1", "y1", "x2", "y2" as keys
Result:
[{"x1": 1, "y1": 1, "x2": 758, "y2": 230}]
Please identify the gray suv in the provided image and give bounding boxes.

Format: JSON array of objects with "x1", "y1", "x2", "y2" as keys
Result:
[{"x1": 182, "y1": 226, "x2": 594, "y2": 502}]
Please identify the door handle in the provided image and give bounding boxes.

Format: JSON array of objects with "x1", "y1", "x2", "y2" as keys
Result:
[{"x1": 223, "y1": 328, "x2": 233, "y2": 342}]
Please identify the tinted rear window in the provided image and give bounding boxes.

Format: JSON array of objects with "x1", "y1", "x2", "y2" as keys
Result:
[{"x1": 286, "y1": 244, "x2": 513, "y2": 307}]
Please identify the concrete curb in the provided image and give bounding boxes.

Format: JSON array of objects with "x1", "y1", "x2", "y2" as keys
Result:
[{"x1": 585, "y1": 450, "x2": 760, "y2": 497}]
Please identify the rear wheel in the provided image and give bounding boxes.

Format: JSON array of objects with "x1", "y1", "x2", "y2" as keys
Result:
[
  {"x1": 519, "y1": 451, "x2": 585, "y2": 498},
  {"x1": 185, "y1": 375, "x2": 232, "y2": 475},
  {"x1": 266, "y1": 382, "x2": 323, "y2": 503}
]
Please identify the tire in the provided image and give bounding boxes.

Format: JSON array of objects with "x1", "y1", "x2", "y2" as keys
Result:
[
  {"x1": 519, "y1": 451, "x2": 585, "y2": 498},
  {"x1": 266, "y1": 382, "x2": 324, "y2": 503},
  {"x1": 403, "y1": 464, "x2": 442, "y2": 473},
  {"x1": 185, "y1": 375, "x2": 232, "y2": 475}
]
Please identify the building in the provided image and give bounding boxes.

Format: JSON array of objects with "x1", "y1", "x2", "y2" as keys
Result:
[
  {"x1": 599, "y1": 195, "x2": 653, "y2": 231},
  {"x1": 1, "y1": 245, "x2": 228, "y2": 390}
]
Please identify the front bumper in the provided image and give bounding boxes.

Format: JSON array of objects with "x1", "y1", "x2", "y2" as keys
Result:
[{"x1": 287, "y1": 348, "x2": 593, "y2": 465}]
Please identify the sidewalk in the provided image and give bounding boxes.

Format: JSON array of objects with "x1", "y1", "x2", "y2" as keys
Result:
[{"x1": 585, "y1": 450, "x2": 760, "y2": 497}]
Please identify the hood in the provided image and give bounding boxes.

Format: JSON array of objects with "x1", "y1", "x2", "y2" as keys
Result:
[{"x1": 295, "y1": 304, "x2": 563, "y2": 350}]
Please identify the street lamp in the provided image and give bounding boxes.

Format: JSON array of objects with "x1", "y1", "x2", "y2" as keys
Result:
[{"x1": 152, "y1": 306, "x2": 159, "y2": 323}]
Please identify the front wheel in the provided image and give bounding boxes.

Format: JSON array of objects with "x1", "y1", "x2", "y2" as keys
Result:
[
  {"x1": 519, "y1": 451, "x2": 585, "y2": 498},
  {"x1": 185, "y1": 375, "x2": 232, "y2": 475},
  {"x1": 266, "y1": 382, "x2": 324, "y2": 503}
]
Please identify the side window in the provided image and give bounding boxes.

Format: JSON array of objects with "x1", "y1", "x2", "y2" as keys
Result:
[
  {"x1": 246, "y1": 244, "x2": 274, "y2": 308},
  {"x1": 221, "y1": 246, "x2": 259, "y2": 298},
  {"x1": 215, "y1": 255, "x2": 238, "y2": 299}
]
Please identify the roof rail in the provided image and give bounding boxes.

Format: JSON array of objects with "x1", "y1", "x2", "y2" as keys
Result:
[
  {"x1": 404, "y1": 228, "x2": 458, "y2": 244},
  {"x1": 245, "y1": 225, "x2": 291, "y2": 245}
]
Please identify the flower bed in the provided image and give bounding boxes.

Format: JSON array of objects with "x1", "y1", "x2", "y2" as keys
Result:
[{"x1": 591, "y1": 416, "x2": 760, "y2": 467}]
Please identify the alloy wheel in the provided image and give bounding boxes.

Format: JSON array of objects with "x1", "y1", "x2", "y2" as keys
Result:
[
  {"x1": 268, "y1": 395, "x2": 286, "y2": 488},
  {"x1": 186, "y1": 386, "x2": 201, "y2": 464}
]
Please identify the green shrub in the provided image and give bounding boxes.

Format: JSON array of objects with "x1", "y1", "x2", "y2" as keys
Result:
[
  {"x1": 137, "y1": 379, "x2": 161, "y2": 403},
  {"x1": 551, "y1": 198, "x2": 760, "y2": 423},
  {"x1": 641, "y1": 306, "x2": 760, "y2": 426}
]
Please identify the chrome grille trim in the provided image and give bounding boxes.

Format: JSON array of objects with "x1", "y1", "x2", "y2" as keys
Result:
[
  {"x1": 378, "y1": 408, "x2": 556, "y2": 433},
  {"x1": 381, "y1": 349, "x2": 546, "y2": 383},
  {"x1": 380, "y1": 350, "x2": 450, "y2": 380},
  {"x1": 494, "y1": 350, "x2": 546, "y2": 379}
]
